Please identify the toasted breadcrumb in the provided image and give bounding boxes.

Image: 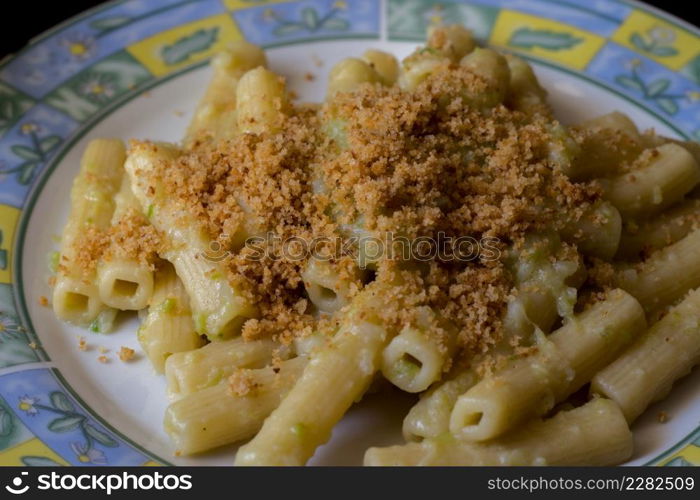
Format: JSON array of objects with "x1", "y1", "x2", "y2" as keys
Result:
[
  {"x1": 119, "y1": 346, "x2": 135, "y2": 362},
  {"x1": 228, "y1": 369, "x2": 257, "y2": 397},
  {"x1": 97, "y1": 355, "x2": 109, "y2": 364},
  {"x1": 98, "y1": 346, "x2": 109, "y2": 354},
  {"x1": 70, "y1": 209, "x2": 161, "y2": 277},
  {"x1": 38, "y1": 296, "x2": 49, "y2": 307},
  {"x1": 114, "y1": 55, "x2": 600, "y2": 367},
  {"x1": 77, "y1": 336, "x2": 88, "y2": 351}
]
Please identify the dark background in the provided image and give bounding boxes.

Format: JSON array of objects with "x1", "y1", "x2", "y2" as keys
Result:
[{"x1": 1, "y1": 0, "x2": 698, "y2": 60}]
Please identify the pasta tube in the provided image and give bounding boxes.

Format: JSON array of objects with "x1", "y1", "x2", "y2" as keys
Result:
[
  {"x1": 97, "y1": 176, "x2": 154, "y2": 310},
  {"x1": 599, "y1": 143, "x2": 700, "y2": 219},
  {"x1": 381, "y1": 306, "x2": 458, "y2": 393},
  {"x1": 165, "y1": 336, "x2": 281, "y2": 398},
  {"x1": 567, "y1": 112, "x2": 644, "y2": 180},
  {"x1": 504, "y1": 233, "x2": 582, "y2": 339},
  {"x1": 328, "y1": 58, "x2": 382, "y2": 96},
  {"x1": 236, "y1": 66, "x2": 290, "y2": 135},
  {"x1": 504, "y1": 54, "x2": 547, "y2": 114},
  {"x1": 185, "y1": 41, "x2": 266, "y2": 145},
  {"x1": 164, "y1": 357, "x2": 306, "y2": 455},
  {"x1": 361, "y1": 50, "x2": 399, "y2": 85},
  {"x1": 53, "y1": 139, "x2": 124, "y2": 326},
  {"x1": 426, "y1": 24, "x2": 475, "y2": 62},
  {"x1": 137, "y1": 262, "x2": 205, "y2": 374},
  {"x1": 301, "y1": 257, "x2": 360, "y2": 314},
  {"x1": 561, "y1": 201, "x2": 622, "y2": 260},
  {"x1": 618, "y1": 229, "x2": 700, "y2": 312},
  {"x1": 582, "y1": 111, "x2": 640, "y2": 137},
  {"x1": 366, "y1": 398, "x2": 632, "y2": 466},
  {"x1": 450, "y1": 289, "x2": 645, "y2": 442},
  {"x1": 402, "y1": 369, "x2": 478, "y2": 441},
  {"x1": 398, "y1": 51, "x2": 448, "y2": 91},
  {"x1": 235, "y1": 288, "x2": 390, "y2": 466},
  {"x1": 616, "y1": 197, "x2": 700, "y2": 260},
  {"x1": 591, "y1": 287, "x2": 700, "y2": 422},
  {"x1": 459, "y1": 48, "x2": 510, "y2": 107},
  {"x1": 125, "y1": 141, "x2": 258, "y2": 340}
]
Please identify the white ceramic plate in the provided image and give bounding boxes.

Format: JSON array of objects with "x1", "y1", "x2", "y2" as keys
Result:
[{"x1": 0, "y1": 0, "x2": 698, "y2": 466}]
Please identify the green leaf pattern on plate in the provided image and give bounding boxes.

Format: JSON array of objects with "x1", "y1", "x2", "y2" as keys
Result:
[
  {"x1": 508, "y1": 27, "x2": 583, "y2": 51},
  {"x1": 88, "y1": 0, "x2": 202, "y2": 39},
  {"x1": 161, "y1": 28, "x2": 221, "y2": 66},
  {"x1": 0, "y1": 308, "x2": 40, "y2": 369},
  {"x1": 268, "y1": 5, "x2": 350, "y2": 37},
  {"x1": 0, "y1": 407, "x2": 13, "y2": 437},
  {"x1": 629, "y1": 26, "x2": 679, "y2": 57},
  {"x1": 89, "y1": 16, "x2": 133, "y2": 33},
  {"x1": 0, "y1": 123, "x2": 61, "y2": 185},
  {"x1": 45, "y1": 51, "x2": 152, "y2": 122},
  {"x1": 680, "y1": 55, "x2": 700, "y2": 85},
  {"x1": 386, "y1": 0, "x2": 497, "y2": 42},
  {"x1": 0, "y1": 84, "x2": 34, "y2": 139},
  {"x1": 21, "y1": 456, "x2": 63, "y2": 466},
  {"x1": 17, "y1": 389, "x2": 120, "y2": 464},
  {"x1": 0, "y1": 396, "x2": 33, "y2": 452},
  {"x1": 614, "y1": 60, "x2": 691, "y2": 115}
]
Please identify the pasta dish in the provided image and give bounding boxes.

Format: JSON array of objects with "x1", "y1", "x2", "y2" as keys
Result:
[{"x1": 50, "y1": 25, "x2": 700, "y2": 466}]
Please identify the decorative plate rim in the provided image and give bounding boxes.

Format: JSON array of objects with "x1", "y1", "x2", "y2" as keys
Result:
[{"x1": 0, "y1": 0, "x2": 698, "y2": 466}]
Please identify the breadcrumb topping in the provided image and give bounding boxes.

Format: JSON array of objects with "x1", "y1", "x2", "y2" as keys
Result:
[
  {"x1": 70, "y1": 208, "x2": 161, "y2": 277},
  {"x1": 119, "y1": 346, "x2": 135, "y2": 362},
  {"x1": 228, "y1": 368, "x2": 258, "y2": 397},
  {"x1": 124, "y1": 58, "x2": 599, "y2": 364}
]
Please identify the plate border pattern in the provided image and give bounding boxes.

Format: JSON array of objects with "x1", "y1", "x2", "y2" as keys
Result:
[{"x1": 0, "y1": 0, "x2": 697, "y2": 466}]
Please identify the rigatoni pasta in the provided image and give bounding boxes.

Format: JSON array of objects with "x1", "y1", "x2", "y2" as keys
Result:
[
  {"x1": 97, "y1": 176, "x2": 155, "y2": 311},
  {"x1": 327, "y1": 57, "x2": 382, "y2": 96},
  {"x1": 402, "y1": 369, "x2": 478, "y2": 441},
  {"x1": 137, "y1": 262, "x2": 205, "y2": 374},
  {"x1": 236, "y1": 66, "x2": 290, "y2": 134},
  {"x1": 235, "y1": 289, "x2": 390, "y2": 466},
  {"x1": 598, "y1": 143, "x2": 700, "y2": 219},
  {"x1": 366, "y1": 398, "x2": 632, "y2": 466},
  {"x1": 165, "y1": 336, "x2": 281, "y2": 398},
  {"x1": 617, "y1": 228, "x2": 700, "y2": 312},
  {"x1": 53, "y1": 139, "x2": 124, "y2": 327},
  {"x1": 124, "y1": 141, "x2": 258, "y2": 340},
  {"x1": 49, "y1": 23, "x2": 700, "y2": 467},
  {"x1": 165, "y1": 357, "x2": 307, "y2": 455},
  {"x1": 185, "y1": 41, "x2": 266, "y2": 145},
  {"x1": 449, "y1": 289, "x2": 645, "y2": 442},
  {"x1": 381, "y1": 306, "x2": 458, "y2": 393},
  {"x1": 616, "y1": 197, "x2": 700, "y2": 260},
  {"x1": 591, "y1": 287, "x2": 700, "y2": 422}
]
